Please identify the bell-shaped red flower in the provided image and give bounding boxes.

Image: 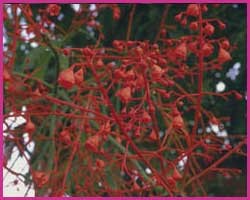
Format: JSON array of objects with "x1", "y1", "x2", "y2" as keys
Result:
[
  {"x1": 46, "y1": 4, "x2": 61, "y2": 16},
  {"x1": 172, "y1": 168, "x2": 182, "y2": 181},
  {"x1": 25, "y1": 118, "x2": 35, "y2": 133},
  {"x1": 74, "y1": 69, "x2": 84, "y2": 85},
  {"x1": 59, "y1": 130, "x2": 71, "y2": 145},
  {"x1": 58, "y1": 68, "x2": 75, "y2": 89},
  {"x1": 186, "y1": 4, "x2": 200, "y2": 17},
  {"x1": 149, "y1": 130, "x2": 158, "y2": 141},
  {"x1": 85, "y1": 135, "x2": 100, "y2": 152},
  {"x1": 202, "y1": 43, "x2": 214, "y2": 57},
  {"x1": 142, "y1": 111, "x2": 151, "y2": 123},
  {"x1": 189, "y1": 21, "x2": 198, "y2": 31},
  {"x1": 204, "y1": 24, "x2": 215, "y2": 36},
  {"x1": 221, "y1": 40, "x2": 230, "y2": 50},
  {"x1": 96, "y1": 159, "x2": 105, "y2": 168},
  {"x1": 172, "y1": 115, "x2": 184, "y2": 129},
  {"x1": 175, "y1": 43, "x2": 187, "y2": 60},
  {"x1": 218, "y1": 48, "x2": 231, "y2": 63},
  {"x1": 33, "y1": 171, "x2": 50, "y2": 188},
  {"x1": 116, "y1": 87, "x2": 132, "y2": 103}
]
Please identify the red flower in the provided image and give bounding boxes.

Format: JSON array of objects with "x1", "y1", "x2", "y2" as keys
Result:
[
  {"x1": 3, "y1": 69, "x2": 11, "y2": 82},
  {"x1": 113, "y1": 6, "x2": 121, "y2": 20},
  {"x1": 172, "y1": 168, "x2": 182, "y2": 181},
  {"x1": 47, "y1": 4, "x2": 61, "y2": 17},
  {"x1": 175, "y1": 43, "x2": 187, "y2": 60},
  {"x1": 202, "y1": 43, "x2": 214, "y2": 57},
  {"x1": 74, "y1": 69, "x2": 84, "y2": 85},
  {"x1": 59, "y1": 130, "x2": 71, "y2": 145},
  {"x1": 114, "y1": 69, "x2": 126, "y2": 79},
  {"x1": 189, "y1": 21, "x2": 198, "y2": 31},
  {"x1": 33, "y1": 171, "x2": 50, "y2": 188},
  {"x1": 175, "y1": 13, "x2": 183, "y2": 22},
  {"x1": 218, "y1": 21, "x2": 226, "y2": 30},
  {"x1": 218, "y1": 48, "x2": 231, "y2": 63},
  {"x1": 142, "y1": 111, "x2": 151, "y2": 123},
  {"x1": 85, "y1": 135, "x2": 100, "y2": 152},
  {"x1": 210, "y1": 116, "x2": 220, "y2": 125},
  {"x1": 58, "y1": 68, "x2": 75, "y2": 89},
  {"x1": 25, "y1": 119, "x2": 35, "y2": 133},
  {"x1": 96, "y1": 59, "x2": 104, "y2": 68},
  {"x1": 166, "y1": 177, "x2": 176, "y2": 189},
  {"x1": 160, "y1": 28, "x2": 167, "y2": 37},
  {"x1": 172, "y1": 115, "x2": 184, "y2": 129},
  {"x1": 96, "y1": 159, "x2": 105, "y2": 168},
  {"x1": 186, "y1": 4, "x2": 200, "y2": 17},
  {"x1": 152, "y1": 64, "x2": 164, "y2": 79},
  {"x1": 221, "y1": 40, "x2": 230, "y2": 50},
  {"x1": 149, "y1": 130, "x2": 157, "y2": 141},
  {"x1": 112, "y1": 40, "x2": 123, "y2": 51},
  {"x1": 234, "y1": 91, "x2": 243, "y2": 100},
  {"x1": 81, "y1": 47, "x2": 94, "y2": 57},
  {"x1": 116, "y1": 87, "x2": 132, "y2": 103},
  {"x1": 204, "y1": 24, "x2": 215, "y2": 36}
]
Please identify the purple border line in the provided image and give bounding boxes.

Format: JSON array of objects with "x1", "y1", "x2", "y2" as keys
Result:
[
  {"x1": 0, "y1": 1, "x2": 3, "y2": 199},
  {"x1": 0, "y1": 0, "x2": 249, "y2": 4},
  {"x1": 247, "y1": 2, "x2": 250, "y2": 199},
  {"x1": 0, "y1": 1, "x2": 248, "y2": 200}
]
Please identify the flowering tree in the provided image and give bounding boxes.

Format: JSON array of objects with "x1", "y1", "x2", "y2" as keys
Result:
[{"x1": 3, "y1": 4, "x2": 246, "y2": 197}]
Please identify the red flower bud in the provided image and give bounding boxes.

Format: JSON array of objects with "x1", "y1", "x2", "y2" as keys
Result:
[
  {"x1": 189, "y1": 21, "x2": 198, "y2": 31},
  {"x1": 142, "y1": 111, "x2": 152, "y2": 123},
  {"x1": 175, "y1": 13, "x2": 183, "y2": 22},
  {"x1": 114, "y1": 69, "x2": 126, "y2": 79},
  {"x1": 221, "y1": 40, "x2": 230, "y2": 50},
  {"x1": 175, "y1": 43, "x2": 187, "y2": 60},
  {"x1": 188, "y1": 41, "x2": 197, "y2": 52},
  {"x1": 173, "y1": 115, "x2": 184, "y2": 129},
  {"x1": 152, "y1": 64, "x2": 163, "y2": 78},
  {"x1": 210, "y1": 116, "x2": 219, "y2": 125},
  {"x1": 160, "y1": 28, "x2": 167, "y2": 37},
  {"x1": 74, "y1": 69, "x2": 84, "y2": 85},
  {"x1": 126, "y1": 69, "x2": 136, "y2": 80},
  {"x1": 46, "y1": 4, "x2": 61, "y2": 16},
  {"x1": 33, "y1": 171, "x2": 50, "y2": 188},
  {"x1": 25, "y1": 119, "x2": 35, "y2": 133},
  {"x1": 4, "y1": 68, "x2": 11, "y2": 82},
  {"x1": 96, "y1": 59, "x2": 104, "y2": 68},
  {"x1": 113, "y1": 7, "x2": 121, "y2": 20},
  {"x1": 85, "y1": 135, "x2": 100, "y2": 152},
  {"x1": 58, "y1": 68, "x2": 75, "y2": 89},
  {"x1": 234, "y1": 91, "x2": 243, "y2": 100},
  {"x1": 186, "y1": 4, "x2": 200, "y2": 17},
  {"x1": 63, "y1": 48, "x2": 70, "y2": 56},
  {"x1": 202, "y1": 43, "x2": 214, "y2": 57},
  {"x1": 201, "y1": 5, "x2": 208, "y2": 12},
  {"x1": 59, "y1": 130, "x2": 71, "y2": 145},
  {"x1": 204, "y1": 23, "x2": 215, "y2": 36},
  {"x1": 96, "y1": 159, "x2": 105, "y2": 168},
  {"x1": 218, "y1": 21, "x2": 226, "y2": 30},
  {"x1": 218, "y1": 48, "x2": 231, "y2": 63},
  {"x1": 81, "y1": 47, "x2": 94, "y2": 57},
  {"x1": 180, "y1": 18, "x2": 187, "y2": 27},
  {"x1": 116, "y1": 86, "x2": 132, "y2": 103},
  {"x1": 113, "y1": 40, "x2": 123, "y2": 51},
  {"x1": 149, "y1": 130, "x2": 158, "y2": 141},
  {"x1": 172, "y1": 168, "x2": 182, "y2": 181}
]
